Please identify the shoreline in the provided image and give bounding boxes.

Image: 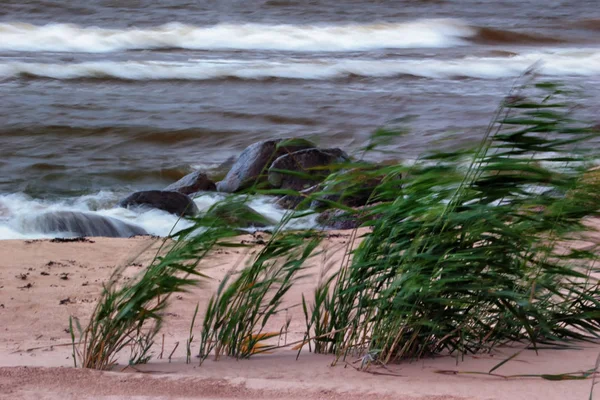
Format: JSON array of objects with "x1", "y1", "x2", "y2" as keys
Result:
[{"x1": 1, "y1": 234, "x2": 599, "y2": 399}]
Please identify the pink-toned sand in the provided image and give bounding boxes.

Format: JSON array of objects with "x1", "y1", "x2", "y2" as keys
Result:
[{"x1": 1, "y1": 227, "x2": 599, "y2": 400}]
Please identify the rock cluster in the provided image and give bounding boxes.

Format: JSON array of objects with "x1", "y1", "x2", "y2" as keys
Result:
[
  {"x1": 113, "y1": 137, "x2": 391, "y2": 233},
  {"x1": 39, "y1": 138, "x2": 385, "y2": 238}
]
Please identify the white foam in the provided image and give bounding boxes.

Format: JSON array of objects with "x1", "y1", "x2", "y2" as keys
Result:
[
  {"x1": 0, "y1": 191, "x2": 316, "y2": 240},
  {"x1": 0, "y1": 19, "x2": 474, "y2": 53},
  {"x1": 1, "y1": 49, "x2": 600, "y2": 81}
]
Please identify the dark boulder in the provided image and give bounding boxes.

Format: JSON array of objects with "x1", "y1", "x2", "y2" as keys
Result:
[
  {"x1": 29, "y1": 211, "x2": 148, "y2": 238},
  {"x1": 208, "y1": 201, "x2": 277, "y2": 229},
  {"x1": 275, "y1": 185, "x2": 319, "y2": 210},
  {"x1": 311, "y1": 166, "x2": 401, "y2": 210},
  {"x1": 268, "y1": 148, "x2": 349, "y2": 191},
  {"x1": 316, "y1": 209, "x2": 363, "y2": 230},
  {"x1": 164, "y1": 170, "x2": 216, "y2": 195},
  {"x1": 119, "y1": 190, "x2": 199, "y2": 217},
  {"x1": 216, "y1": 138, "x2": 316, "y2": 193},
  {"x1": 316, "y1": 207, "x2": 379, "y2": 230}
]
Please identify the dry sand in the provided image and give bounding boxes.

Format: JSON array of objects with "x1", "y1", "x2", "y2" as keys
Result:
[{"x1": 1, "y1": 229, "x2": 599, "y2": 400}]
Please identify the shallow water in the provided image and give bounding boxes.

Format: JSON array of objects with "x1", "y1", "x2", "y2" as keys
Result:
[{"x1": 1, "y1": 0, "x2": 599, "y2": 238}]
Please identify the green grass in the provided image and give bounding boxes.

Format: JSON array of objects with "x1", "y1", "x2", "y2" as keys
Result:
[
  {"x1": 71, "y1": 79, "x2": 600, "y2": 373},
  {"x1": 301, "y1": 81, "x2": 600, "y2": 366},
  {"x1": 69, "y1": 211, "x2": 241, "y2": 369},
  {"x1": 198, "y1": 229, "x2": 323, "y2": 362}
]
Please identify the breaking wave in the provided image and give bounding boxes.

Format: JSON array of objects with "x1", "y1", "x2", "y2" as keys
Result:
[
  {"x1": 1, "y1": 49, "x2": 599, "y2": 81},
  {"x1": 0, "y1": 192, "x2": 317, "y2": 240},
  {"x1": 0, "y1": 19, "x2": 476, "y2": 52}
]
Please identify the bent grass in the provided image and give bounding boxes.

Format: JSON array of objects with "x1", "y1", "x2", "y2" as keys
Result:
[
  {"x1": 69, "y1": 210, "x2": 241, "y2": 369},
  {"x1": 72, "y1": 79, "x2": 600, "y2": 388}
]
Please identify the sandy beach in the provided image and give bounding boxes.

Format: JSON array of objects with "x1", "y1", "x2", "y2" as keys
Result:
[
  {"x1": 2, "y1": 0, "x2": 600, "y2": 398},
  {"x1": 1, "y1": 231, "x2": 599, "y2": 400}
]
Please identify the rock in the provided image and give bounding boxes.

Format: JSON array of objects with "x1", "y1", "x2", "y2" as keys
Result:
[
  {"x1": 28, "y1": 211, "x2": 148, "y2": 238},
  {"x1": 208, "y1": 201, "x2": 277, "y2": 229},
  {"x1": 119, "y1": 190, "x2": 199, "y2": 217},
  {"x1": 316, "y1": 209, "x2": 363, "y2": 230},
  {"x1": 316, "y1": 208, "x2": 380, "y2": 230},
  {"x1": 164, "y1": 170, "x2": 216, "y2": 195},
  {"x1": 268, "y1": 148, "x2": 349, "y2": 191},
  {"x1": 216, "y1": 138, "x2": 316, "y2": 193},
  {"x1": 311, "y1": 166, "x2": 401, "y2": 210},
  {"x1": 275, "y1": 185, "x2": 319, "y2": 210}
]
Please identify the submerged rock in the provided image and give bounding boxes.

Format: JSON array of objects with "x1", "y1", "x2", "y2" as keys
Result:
[
  {"x1": 268, "y1": 148, "x2": 349, "y2": 191},
  {"x1": 119, "y1": 190, "x2": 198, "y2": 217},
  {"x1": 164, "y1": 170, "x2": 216, "y2": 195},
  {"x1": 216, "y1": 138, "x2": 316, "y2": 193},
  {"x1": 275, "y1": 185, "x2": 319, "y2": 210},
  {"x1": 316, "y1": 207, "x2": 381, "y2": 230},
  {"x1": 316, "y1": 209, "x2": 363, "y2": 230},
  {"x1": 209, "y1": 201, "x2": 277, "y2": 229},
  {"x1": 311, "y1": 166, "x2": 401, "y2": 210},
  {"x1": 28, "y1": 211, "x2": 147, "y2": 238}
]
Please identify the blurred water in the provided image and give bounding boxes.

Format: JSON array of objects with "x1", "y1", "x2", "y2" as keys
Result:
[{"x1": 0, "y1": 0, "x2": 599, "y2": 238}]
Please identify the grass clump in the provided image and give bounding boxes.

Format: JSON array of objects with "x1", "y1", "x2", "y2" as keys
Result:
[
  {"x1": 70, "y1": 211, "x2": 241, "y2": 370},
  {"x1": 301, "y1": 81, "x2": 600, "y2": 365},
  {"x1": 198, "y1": 229, "x2": 323, "y2": 362},
  {"x1": 72, "y1": 79, "x2": 600, "y2": 371}
]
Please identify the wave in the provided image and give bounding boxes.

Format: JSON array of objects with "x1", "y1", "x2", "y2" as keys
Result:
[
  {"x1": 0, "y1": 20, "x2": 570, "y2": 54},
  {"x1": 0, "y1": 19, "x2": 476, "y2": 52},
  {"x1": 1, "y1": 50, "x2": 599, "y2": 81},
  {"x1": 0, "y1": 191, "x2": 317, "y2": 240}
]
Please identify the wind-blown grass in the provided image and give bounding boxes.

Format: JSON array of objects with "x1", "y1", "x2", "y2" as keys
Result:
[
  {"x1": 72, "y1": 79, "x2": 600, "y2": 371},
  {"x1": 198, "y1": 229, "x2": 323, "y2": 362},
  {"x1": 70, "y1": 211, "x2": 242, "y2": 370},
  {"x1": 301, "y1": 81, "x2": 600, "y2": 365}
]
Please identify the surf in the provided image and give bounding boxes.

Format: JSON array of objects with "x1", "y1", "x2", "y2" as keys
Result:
[
  {"x1": 0, "y1": 192, "x2": 316, "y2": 240},
  {"x1": 1, "y1": 50, "x2": 599, "y2": 81},
  {"x1": 0, "y1": 19, "x2": 474, "y2": 53}
]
